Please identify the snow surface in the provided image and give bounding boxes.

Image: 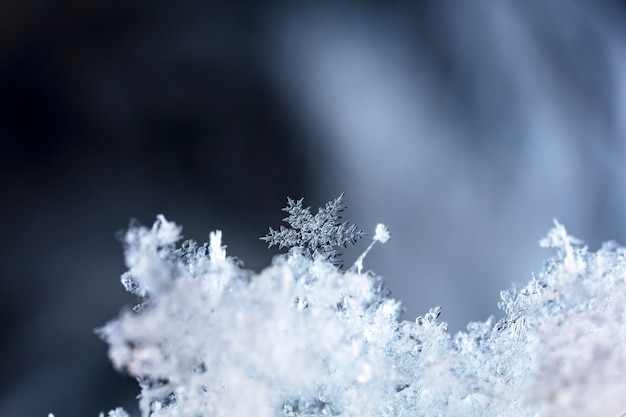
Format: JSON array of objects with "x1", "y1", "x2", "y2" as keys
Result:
[{"x1": 98, "y1": 216, "x2": 626, "y2": 416}]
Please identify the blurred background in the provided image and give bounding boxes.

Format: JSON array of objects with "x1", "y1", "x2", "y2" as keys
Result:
[{"x1": 2, "y1": 1, "x2": 626, "y2": 415}]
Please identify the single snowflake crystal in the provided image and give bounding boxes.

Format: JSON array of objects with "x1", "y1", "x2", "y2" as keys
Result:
[{"x1": 261, "y1": 194, "x2": 364, "y2": 266}]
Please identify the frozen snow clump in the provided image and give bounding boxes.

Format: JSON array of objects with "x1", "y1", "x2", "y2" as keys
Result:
[{"x1": 97, "y1": 212, "x2": 626, "y2": 416}]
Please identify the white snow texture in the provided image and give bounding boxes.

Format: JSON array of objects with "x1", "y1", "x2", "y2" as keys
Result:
[{"x1": 98, "y1": 216, "x2": 626, "y2": 416}]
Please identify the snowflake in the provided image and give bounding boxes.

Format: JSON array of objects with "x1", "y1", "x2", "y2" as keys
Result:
[{"x1": 260, "y1": 193, "x2": 364, "y2": 266}]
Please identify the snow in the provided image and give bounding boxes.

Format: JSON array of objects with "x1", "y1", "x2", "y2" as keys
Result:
[{"x1": 96, "y1": 216, "x2": 626, "y2": 416}]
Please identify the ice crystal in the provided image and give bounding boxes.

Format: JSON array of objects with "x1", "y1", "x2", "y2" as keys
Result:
[
  {"x1": 351, "y1": 224, "x2": 390, "y2": 274},
  {"x1": 260, "y1": 194, "x2": 364, "y2": 266},
  {"x1": 96, "y1": 213, "x2": 626, "y2": 417}
]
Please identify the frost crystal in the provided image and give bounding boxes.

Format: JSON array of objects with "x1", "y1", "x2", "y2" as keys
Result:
[
  {"x1": 352, "y1": 223, "x2": 390, "y2": 274},
  {"x1": 260, "y1": 194, "x2": 364, "y2": 266},
  {"x1": 98, "y1": 214, "x2": 626, "y2": 417},
  {"x1": 373, "y1": 224, "x2": 390, "y2": 244}
]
